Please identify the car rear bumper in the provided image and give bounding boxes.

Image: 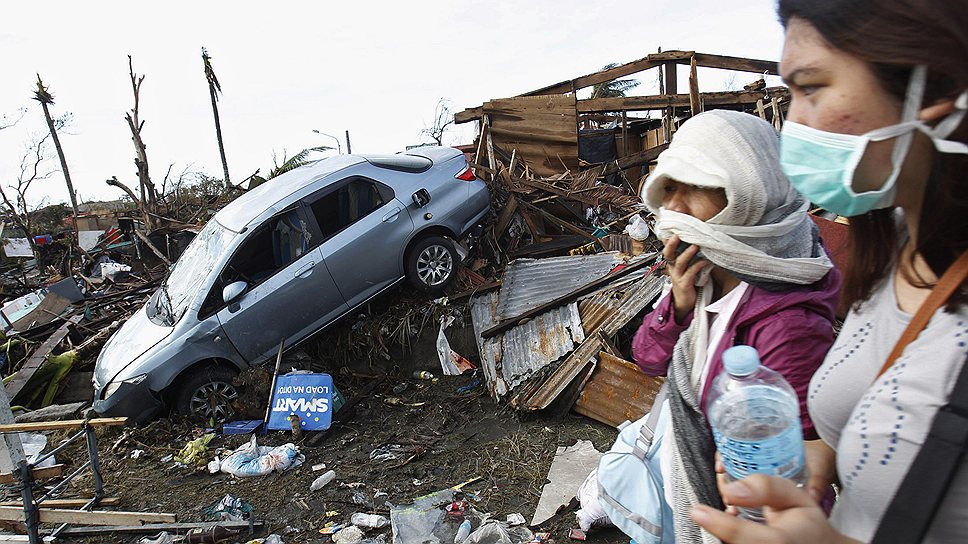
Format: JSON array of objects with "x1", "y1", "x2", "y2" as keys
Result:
[{"x1": 93, "y1": 381, "x2": 164, "y2": 425}]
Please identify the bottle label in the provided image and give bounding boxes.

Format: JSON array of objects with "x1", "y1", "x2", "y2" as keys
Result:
[{"x1": 713, "y1": 423, "x2": 805, "y2": 480}]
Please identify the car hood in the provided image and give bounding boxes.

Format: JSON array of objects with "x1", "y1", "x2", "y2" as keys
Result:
[{"x1": 94, "y1": 305, "x2": 174, "y2": 389}]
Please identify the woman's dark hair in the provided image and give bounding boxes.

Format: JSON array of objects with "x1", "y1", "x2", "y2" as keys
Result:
[{"x1": 778, "y1": 0, "x2": 968, "y2": 309}]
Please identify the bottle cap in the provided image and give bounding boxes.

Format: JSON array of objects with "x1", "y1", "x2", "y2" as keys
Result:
[{"x1": 722, "y1": 345, "x2": 760, "y2": 376}]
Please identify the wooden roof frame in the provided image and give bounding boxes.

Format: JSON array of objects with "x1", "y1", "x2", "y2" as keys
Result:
[{"x1": 455, "y1": 50, "x2": 779, "y2": 123}]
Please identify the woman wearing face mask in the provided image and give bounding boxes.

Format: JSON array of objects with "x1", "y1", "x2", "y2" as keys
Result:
[
  {"x1": 631, "y1": 109, "x2": 840, "y2": 542},
  {"x1": 692, "y1": 1, "x2": 968, "y2": 543}
]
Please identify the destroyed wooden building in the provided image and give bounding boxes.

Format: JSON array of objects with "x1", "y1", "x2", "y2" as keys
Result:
[{"x1": 460, "y1": 50, "x2": 793, "y2": 425}]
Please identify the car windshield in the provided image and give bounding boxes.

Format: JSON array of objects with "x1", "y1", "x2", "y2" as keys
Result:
[{"x1": 147, "y1": 219, "x2": 237, "y2": 326}]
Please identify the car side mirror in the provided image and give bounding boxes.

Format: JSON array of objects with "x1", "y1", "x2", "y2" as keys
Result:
[
  {"x1": 412, "y1": 189, "x2": 431, "y2": 208},
  {"x1": 222, "y1": 281, "x2": 247, "y2": 304}
]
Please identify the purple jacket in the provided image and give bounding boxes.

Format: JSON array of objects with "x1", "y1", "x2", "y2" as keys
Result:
[{"x1": 631, "y1": 268, "x2": 841, "y2": 441}]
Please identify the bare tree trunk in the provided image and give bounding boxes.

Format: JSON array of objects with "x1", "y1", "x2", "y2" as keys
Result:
[
  {"x1": 202, "y1": 48, "x2": 230, "y2": 184},
  {"x1": 106, "y1": 176, "x2": 153, "y2": 231},
  {"x1": 33, "y1": 75, "x2": 80, "y2": 244},
  {"x1": 125, "y1": 56, "x2": 158, "y2": 217}
]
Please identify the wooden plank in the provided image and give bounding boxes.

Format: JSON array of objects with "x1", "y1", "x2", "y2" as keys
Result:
[
  {"x1": 0, "y1": 506, "x2": 175, "y2": 525},
  {"x1": 0, "y1": 464, "x2": 64, "y2": 484},
  {"x1": 578, "y1": 91, "x2": 764, "y2": 113},
  {"x1": 601, "y1": 143, "x2": 669, "y2": 177},
  {"x1": 51, "y1": 520, "x2": 261, "y2": 537},
  {"x1": 494, "y1": 195, "x2": 519, "y2": 238},
  {"x1": 5, "y1": 315, "x2": 83, "y2": 401},
  {"x1": 691, "y1": 53, "x2": 779, "y2": 75},
  {"x1": 0, "y1": 417, "x2": 127, "y2": 433},
  {"x1": 484, "y1": 95, "x2": 578, "y2": 177},
  {"x1": 689, "y1": 56, "x2": 701, "y2": 114},
  {"x1": 455, "y1": 106, "x2": 484, "y2": 124},
  {"x1": 522, "y1": 50, "x2": 693, "y2": 96},
  {"x1": 0, "y1": 498, "x2": 119, "y2": 507}
]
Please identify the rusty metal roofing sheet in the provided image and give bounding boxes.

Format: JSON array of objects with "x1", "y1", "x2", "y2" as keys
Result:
[
  {"x1": 573, "y1": 352, "x2": 665, "y2": 428},
  {"x1": 520, "y1": 272, "x2": 665, "y2": 410},
  {"x1": 471, "y1": 291, "x2": 585, "y2": 400},
  {"x1": 495, "y1": 252, "x2": 624, "y2": 321}
]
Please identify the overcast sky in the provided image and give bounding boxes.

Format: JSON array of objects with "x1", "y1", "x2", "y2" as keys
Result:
[{"x1": 0, "y1": 0, "x2": 786, "y2": 208}]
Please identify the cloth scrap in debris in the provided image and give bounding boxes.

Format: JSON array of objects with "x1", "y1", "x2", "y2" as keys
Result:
[
  {"x1": 202, "y1": 494, "x2": 254, "y2": 522},
  {"x1": 530, "y1": 440, "x2": 602, "y2": 526}
]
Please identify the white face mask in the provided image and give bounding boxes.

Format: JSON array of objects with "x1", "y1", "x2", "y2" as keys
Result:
[{"x1": 780, "y1": 65, "x2": 968, "y2": 216}]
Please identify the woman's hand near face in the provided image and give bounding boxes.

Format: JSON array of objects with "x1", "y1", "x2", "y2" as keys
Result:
[
  {"x1": 691, "y1": 475, "x2": 859, "y2": 544},
  {"x1": 663, "y1": 235, "x2": 709, "y2": 323}
]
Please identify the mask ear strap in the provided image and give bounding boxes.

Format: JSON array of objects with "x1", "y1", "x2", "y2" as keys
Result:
[
  {"x1": 930, "y1": 90, "x2": 968, "y2": 140},
  {"x1": 902, "y1": 65, "x2": 928, "y2": 123}
]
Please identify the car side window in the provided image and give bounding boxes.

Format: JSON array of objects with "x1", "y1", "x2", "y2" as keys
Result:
[
  {"x1": 307, "y1": 177, "x2": 388, "y2": 240},
  {"x1": 199, "y1": 208, "x2": 311, "y2": 318}
]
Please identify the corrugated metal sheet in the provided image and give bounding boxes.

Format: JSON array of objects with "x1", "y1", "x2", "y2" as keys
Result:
[
  {"x1": 471, "y1": 292, "x2": 585, "y2": 400},
  {"x1": 573, "y1": 352, "x2": 665, "y2": 428},
  {"x1": 496, "y1": 252, "x2": 624, "y2": 321},
  {"x1": 519, "y1": 272, "x2": 665, "y2": 410}
]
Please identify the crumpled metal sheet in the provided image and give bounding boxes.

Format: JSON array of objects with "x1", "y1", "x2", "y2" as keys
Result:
[
  {"x1": 471, "y1": 291, "x2": 585, "y2": 400},
  {"x1": 495, "y1": 252, "x2": 624, "y2": 321},
  {"x1": 518, "y1": 272, "x2": 665, "y2": 410}
]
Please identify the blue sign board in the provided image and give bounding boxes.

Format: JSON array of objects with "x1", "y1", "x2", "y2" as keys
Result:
[{"x1": 267, "y1": 372, "x2": 334, "y2": 431}]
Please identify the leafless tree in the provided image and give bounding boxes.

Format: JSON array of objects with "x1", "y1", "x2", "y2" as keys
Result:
[
  {"x1": 1, "y1": 108, "x2": 27, "y2": 132},
  {"x1": 202, "y1": 47, "x2": 231, "y2": 184},
  {"x1": 125, "y1": 55, "x2": 158, "y2": 217},
  {"x1": 420, "y1": 98, "x2": 454, "y2": 146},
  {"x1": 32, "y1": 75, "x2": 80, "y2": 240},
  {"x1": 0, "y1": 130, "x2": 58, "y2": 249}
]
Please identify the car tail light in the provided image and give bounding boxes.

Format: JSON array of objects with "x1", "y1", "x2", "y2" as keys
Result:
[{"x1": 455, "y1": 165, "x2": 476, "y2": 181}]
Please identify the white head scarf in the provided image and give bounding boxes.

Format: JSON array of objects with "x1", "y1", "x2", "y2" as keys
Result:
[{"x1": 641, "y1": 110, "x2": 833, "y2": 286}]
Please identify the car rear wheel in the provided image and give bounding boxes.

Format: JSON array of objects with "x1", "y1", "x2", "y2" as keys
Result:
[
  {"x1": 174, "y1": 366, "x2": 239, "y2": 422},
  {"x1": 406, "y1": 236, "x2": 458, "y2": 293}
]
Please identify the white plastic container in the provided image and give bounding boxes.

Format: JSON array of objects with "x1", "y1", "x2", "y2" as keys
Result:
[{"x1": 310, "y1": 469, "x2": 336, "y2": 492}]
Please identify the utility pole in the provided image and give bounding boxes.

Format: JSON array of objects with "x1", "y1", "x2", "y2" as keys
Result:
[{"x1": 345, "y1": 130, "x2": 352, "y2": 154}]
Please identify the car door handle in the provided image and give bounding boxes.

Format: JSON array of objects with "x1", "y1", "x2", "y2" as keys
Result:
[
  {"x1": 295, "y1": 262, "x2": 314, "y2": 278},
  {"x1": 382, "y1": 207, "x2": 402, "y2": 222}
]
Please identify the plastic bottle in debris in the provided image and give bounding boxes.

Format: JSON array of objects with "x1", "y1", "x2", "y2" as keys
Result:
[
  {"x1": 455, "y1": 519, "x2": 471, "y2": 543},
  {"x1": 705, "y1": 345, "x2": 807, "y2": 522},
  {"x1": 413, "y1": 370, "x2": 435, "y2": 380},
  {"x1": 185, "y1": 524, "x2": 241, "y2": 543},
  {"x1": 351, "y1": 512, "x2": 389, "y2": 528},
  {"x1": 310, "y1": 469, "x2": 336, "y2": 492},
  {"x1": 288, "y1": 413, "x2": 303, "y2": 440}
]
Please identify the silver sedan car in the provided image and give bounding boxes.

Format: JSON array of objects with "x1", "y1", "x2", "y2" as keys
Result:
[{"x1": 93, "y1": 146, "x2": 489, "y2": 423}]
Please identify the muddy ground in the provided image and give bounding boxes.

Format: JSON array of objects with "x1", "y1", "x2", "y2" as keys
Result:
[{"x1": 10, "y1": 287, "x2": 640, "y2": 544}]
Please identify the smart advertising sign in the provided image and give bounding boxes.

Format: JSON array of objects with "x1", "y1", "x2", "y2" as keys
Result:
[{"x1": 267, "y1": 372, "x2": 334, "y2": 431}]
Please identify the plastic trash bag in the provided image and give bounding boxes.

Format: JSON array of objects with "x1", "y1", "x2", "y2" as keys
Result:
[
  {"x1": 462, "y1": 520, "x2": 534, "y2": 544},
  {"x1": 220, "y1": 435, "x2": 304, "y2": 477},
  {"x1": 575, "y1": 468, "x2": 612, "y2": 532},
  {"x1": 623, "y1": 215, "x2": 650, "y2": 241}
]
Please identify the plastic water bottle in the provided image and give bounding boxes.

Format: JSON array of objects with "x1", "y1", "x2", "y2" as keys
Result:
[
  {"x1": 706, "y1": 345, "x2": 807, "y2": 522},
  {"x1": 310, "y1": 469, "x2": 336, "y2": 492}
]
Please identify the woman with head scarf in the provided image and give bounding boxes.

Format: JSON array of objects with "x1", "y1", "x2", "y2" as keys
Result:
[{"x1": 631, "y1": 109, "x2": 841, "y2": 542}]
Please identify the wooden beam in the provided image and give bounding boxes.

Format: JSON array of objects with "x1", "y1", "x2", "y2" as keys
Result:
[
  {"x1": 0, "y1": 464, "x2": 64, "y2": 484},
  {"x1": 50, "y1": 520, "x2": 262, "y2": 537},
  {"x1": 455, "y1": 106, "x2": 484, "y2": 124},
  {"x1": 5, "y1": 315, "x2": 83, "y2": 401},
  {"x1": 134, "y1": 230, "x2": 171, "y2": 265},
  {"x1": 0, "y1": 498, "x2": 119, "y2": 508},
  {"x1": 0, "y1": 418, "x2": 127, "y2": 433},
  {"x1": 522, "y1": 50, "x2": 694, "y2": 96},
  {"x1": 578, "y1": 91, "x2": 764, "y2": 113},
  {"x1": 0, "y1": 506, "x2": 175, "y2": 525},
  {"x1": 689, "y1": 56, "x2": 701, "y2": 115},
  {"x1": 691, "y1": 53, "x2": 778, "y2": 75},
  {"x1": 601, "y1": 143, "x2": 670, "y2": 177}
]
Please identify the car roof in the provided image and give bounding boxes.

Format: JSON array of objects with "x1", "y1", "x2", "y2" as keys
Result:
[
  {"x1": 213, "y1": 146, "x2": 463, "y2": 233},
  {"x1": 215, "y1": 155, "x2": 364, "y2": 232}
]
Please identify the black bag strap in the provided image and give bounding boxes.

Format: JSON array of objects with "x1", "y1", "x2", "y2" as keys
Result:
[{"x1": 870, "y1": 351, "x2": 968, "y2": 544}]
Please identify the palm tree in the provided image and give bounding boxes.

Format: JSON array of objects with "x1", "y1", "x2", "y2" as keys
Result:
[
  {"x1": 247, "y1": 146, "x2": 332, "y2": 189},
  {"x1": 590, "y1": 63, "x2": 640, "y2": 98},
  {"x1": 202, "y1": 47, "x2": 231, "y2": 184},
  {"x1": 32, "y1": 75, "x2": 80, "y2": 240}
]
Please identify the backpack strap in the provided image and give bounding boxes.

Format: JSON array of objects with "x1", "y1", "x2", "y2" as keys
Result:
[
  {"x1": 870, "y1": 350, "x2": 968, "y2": 544},
  {"x1": 633, "y1": 383, "x2": 668, "y2": 460}
]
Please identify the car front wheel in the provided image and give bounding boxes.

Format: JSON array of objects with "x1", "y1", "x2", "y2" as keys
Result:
[
  {"x1": 174, "y1": 366, "x2": 239, "y2": 422},
  {"x1": 406, "y1": 236, "x2": 458, "y2": 293}
]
